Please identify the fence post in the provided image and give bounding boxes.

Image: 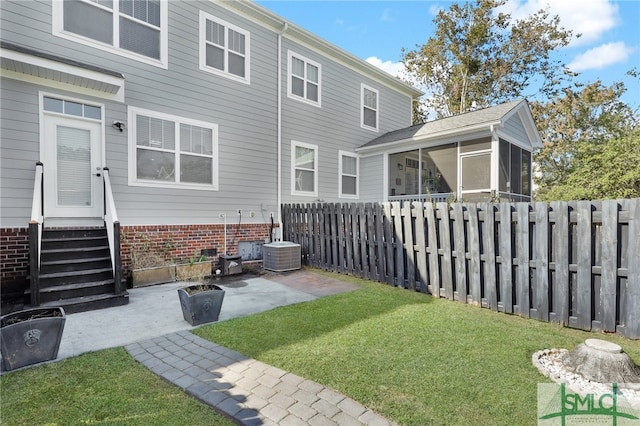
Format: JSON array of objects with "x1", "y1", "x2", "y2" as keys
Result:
[
  {"x1": 392, "y1": 202, "x2": 405, "y2": 287},
  {"x1": 515, "y1": 203, "x2": 531, "y2": 318},
  {"x1": 481, "y1": 203, "x2": 498, "y2": 310},
  {"x1": 575, "y1": 201, "x2": 593, "y2": 330},
  {"x1": 438, "y1": 202, "x2": 454, "y2": 300},
  {"x1": 600, "y1": 200, "x2": 619, "y2": 333},
  {"x1": 533, "y1": 202, "x2": 550, "y2": 321},
  {"x1": 412, "y1": 201, "x2": 436, "y2": 296},
  {"x1": 498, "y1": 203, "x2": 513, "y2": 313},
  {"x1": 619, "y1": 198, "x2": 640, "y2": 339},
  {"x1": 550, "y1": 201, "x2": 569, "y2": 325},
  {"x1": 451, "y1": 203, "x2": 467, "y2": 303},
  {"x1": 467, "y1": 203, "x2": 482, "y2": 306}
]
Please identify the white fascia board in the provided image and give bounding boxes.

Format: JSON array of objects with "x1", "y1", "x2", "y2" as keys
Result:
[
  {"x1": 0, "y1": 47, "x2": 125, "y2": 102},
  {"x1": 355, "y1": 120, "x2": 501, "y2": 155}
]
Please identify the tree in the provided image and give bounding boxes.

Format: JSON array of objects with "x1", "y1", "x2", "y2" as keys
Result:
[
  {"x1": 531, "y1": 79, "x2": 639, "y2": 200},
  {"x1": 402, "y1": 0, "x2": 572, "y2": 122},
  {"x1": 538, "y1": 129, "x2": 640, "y2": 201}
]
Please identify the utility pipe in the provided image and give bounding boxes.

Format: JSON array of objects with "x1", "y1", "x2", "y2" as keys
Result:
[{"x1": 276, "y1": 22, "x2": 289, "y2": 241}]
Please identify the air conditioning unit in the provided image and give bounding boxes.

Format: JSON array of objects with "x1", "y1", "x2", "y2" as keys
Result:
[{"x1": 263, "y1": 242, "x2": 301, "y2": 272}]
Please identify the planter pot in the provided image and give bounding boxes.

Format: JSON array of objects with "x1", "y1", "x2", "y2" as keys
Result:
[
  {"x1": 1, "y1": 307, "x2": 66, "y2": 371},
  {"x1": 175, "y1": 262, "x2": 211, "y2": 282},
  {"x1": 131, "y1": 265, "x2": 175, "y2": 287},
  {"x1": 177, "y1": 284, "x2": 225, "y2": 326}
]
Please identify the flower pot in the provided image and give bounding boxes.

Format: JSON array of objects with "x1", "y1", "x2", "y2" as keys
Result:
[
  {"x1": 175, "y1": 261, "x2": 210, "y2": 282},
  {"x1": 131, "y1": 265, "x2": 176, "y2": 287},
  {"x1": 1, "y1": 307, "x2": 66, "y2": 371},
  {"x1": 177, "y1": 284, "x2": 225, "y2": 326}
]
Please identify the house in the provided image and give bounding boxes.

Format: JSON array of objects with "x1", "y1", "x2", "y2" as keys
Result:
[
  {"x1": 356, "y1": 100, "x2": 542, "y2": 203},
  {"x1": 0, "y1": 0, "x2": 421, "y2": 311}
]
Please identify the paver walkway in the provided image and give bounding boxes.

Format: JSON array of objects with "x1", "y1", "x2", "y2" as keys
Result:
[{"x1": 126, "y1": 330, "x2": 395, "y2": 426}]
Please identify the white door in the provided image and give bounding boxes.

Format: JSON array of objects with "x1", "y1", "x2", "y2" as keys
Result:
[
  {"x1": 459, "y1": 152, "x2": 492, "y2": 199},
  {"x1": 43, "y1": 115, "x2": 103, "y2": 218}
]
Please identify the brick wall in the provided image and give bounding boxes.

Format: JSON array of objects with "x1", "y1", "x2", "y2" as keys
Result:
[
  {"x1": 121, "y1": 224, "x2": 271, "y2": 273},
  {"x1": 0, "y1": 224, "x2": 273, "y2": 294},
  {"x1": 0, "y1": 228, "x2": 30, "y2": 298}
]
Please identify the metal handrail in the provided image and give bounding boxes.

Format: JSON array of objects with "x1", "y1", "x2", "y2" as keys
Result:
[
  {"x1": 102, "y1": 168, "x2": 123, "y2": 294},
  {"x1": 29, "y1": 162, "x2": 44, "y2": 306}
]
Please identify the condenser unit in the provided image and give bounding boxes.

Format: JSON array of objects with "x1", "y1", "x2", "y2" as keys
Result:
[{"x1": 263, "y1": 242, "x2": 301, "y2": 272}]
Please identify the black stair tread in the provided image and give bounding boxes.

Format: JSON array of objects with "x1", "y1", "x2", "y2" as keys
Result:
[
  {"x1": 39, "y1": 268, "x2": 113, "y2": 279},
  {"x1": 41, "y1": 256, "x2": 111, "y2": 266},
  {"x1": 29, "y1": 279, "x2": 115, "y2": 294},
  {"x1": 41, "y1": 246, "x2": 109, "y2": 254},
  {"x1": 43, "y1": 235, "x2": 107, "y2": 241},
  {"x1": 34, "y1": 292, "x2": 129, "y2": 313}
]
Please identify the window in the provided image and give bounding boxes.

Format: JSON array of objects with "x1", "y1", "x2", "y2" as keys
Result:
[
  {"x1": 288, "y1": 51, "x2": 321, "y2": 106},
  {"x1": 54, "y1": 0, "x2": 168, "y2": 67},
  {"x1": 339, "y1": 151, "x2": 358, "y2": 198},
  {"x1": 361, "y1": 84, "x2": 378, "y2": 131},
  {"x1": 291, "y1": 141, "x2": 318, "y2": 196},
  {"x1": 498, "y1": 138, "x2": 532, "y2": 197},
  {"x1": 129, "y1": 107, "x2": 218, "y2": 190},
  {"x1": 199, "y1": 11, "x2": 250, "y2": 83}
]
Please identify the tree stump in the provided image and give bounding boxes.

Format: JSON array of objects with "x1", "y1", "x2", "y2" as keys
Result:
[{"x1": 562, "y1": 339, "x2": 640, "y2": 383}]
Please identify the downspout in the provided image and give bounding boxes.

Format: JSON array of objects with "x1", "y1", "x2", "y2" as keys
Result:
[{"x1": 277, "y1": 22, "x2": 289, "y2": 240}]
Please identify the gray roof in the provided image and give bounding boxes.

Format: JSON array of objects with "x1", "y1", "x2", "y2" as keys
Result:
[{"x1": 359, "y1": 99, "x2": 526, "y2": 150}]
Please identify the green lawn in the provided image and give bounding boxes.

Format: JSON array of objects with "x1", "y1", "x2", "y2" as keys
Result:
[
  {"x1": 194, "y1": 270, "x2": 640, "y2": 426},
  {"x1": 0, "y1": 348, "x2": 234, "y2": 426},
  {"x1": 2, "y1": 270, "x2": 638, "y2": 426}
]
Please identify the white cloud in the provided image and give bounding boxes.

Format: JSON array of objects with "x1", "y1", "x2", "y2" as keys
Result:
[
  {"x1": 365, "y1": 56, "x2": 405, "y2": 77},
  {"x1": 568, "y1": 41, "x2": 634, "y2": 72},
  {"x1": 500, "y1": 0, "x2": 620, "y2": 46}
]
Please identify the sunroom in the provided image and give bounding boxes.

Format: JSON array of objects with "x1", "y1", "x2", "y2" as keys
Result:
[{"x1": 356, "y1": 100, "x2": 542, "y2": 203}]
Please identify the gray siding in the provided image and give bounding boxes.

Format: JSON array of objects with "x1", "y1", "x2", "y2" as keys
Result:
[
  {"x1": 503, "y1": 114, "x2": 529, "y2": 147},
  {"x1": 0, "y1": 1, "x2": 414, "y2": 228},
  {"x1": 280, "y1": 40, "x2": 412, "y2": 205},
  {"x1": 359, "y1": 155, "x2": 385, "y2": 202}
]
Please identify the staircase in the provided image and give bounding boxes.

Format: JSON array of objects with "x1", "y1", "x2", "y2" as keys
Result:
[{"x1": 28, "y1": 227, "x2": 128, "y2": 314}]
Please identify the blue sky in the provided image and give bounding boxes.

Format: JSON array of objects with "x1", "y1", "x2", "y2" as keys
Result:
[{"x1": 257, "y1": 0, "x2": 640, "y2": 110}]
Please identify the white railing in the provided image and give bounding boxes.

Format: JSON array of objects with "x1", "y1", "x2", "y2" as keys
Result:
[
  {"x1": 102, "y1": 168, "x2": 118, "y2": 273},
  {"x1": 388, "y1": 193, "x2": 454, "y2": 204},
  {"x1": 30, "y1": 162, "x2": 44, "y2": 267}
]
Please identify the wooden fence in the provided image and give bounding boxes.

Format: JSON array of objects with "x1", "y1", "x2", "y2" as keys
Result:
[{"x1": 282, "y1": 199, "x2": 640, "y2": 339}]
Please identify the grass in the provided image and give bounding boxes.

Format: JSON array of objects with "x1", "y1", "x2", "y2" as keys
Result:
[
  {"x1": 0, "y1": 347, "x2": 234, "y2": 426},
  {"x1": 193, "y1": 270, "x2": 640, "y2": 426}
]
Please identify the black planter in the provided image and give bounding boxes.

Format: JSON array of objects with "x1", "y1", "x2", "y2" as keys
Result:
[
  {"x1": 1, "y1": 307, "x2": 66, "y2": 371},
  {"x1": 177, "y1": 284, "x2": 225, "y2": 326}
]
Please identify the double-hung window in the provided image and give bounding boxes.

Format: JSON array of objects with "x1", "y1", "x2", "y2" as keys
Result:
[
  {"x1": 291, "y1": 141, "x2": 318, "y2": 196},
  {"x1": 288, "y1": 51, "x2": 321, "y2": 106},
  {"x1": 339, "y1": 151, "x2": 358, "y2": 198},
  {"x1": 199, "y1": 11, "x2": 250, "y2": 83},
  {"x1": 361, "y1": 84, "x2": 379, "y2": 131},
  {"x1": 129, "y1": 107, "x2": 218, "y2": 190},
  {"x1": 53, "y1": 0, "x2": 168, "y2": 67}
]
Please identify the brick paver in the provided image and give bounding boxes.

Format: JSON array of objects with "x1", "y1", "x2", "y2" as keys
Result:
[{"x1": 126, "y1": 330, "x2": 395, "y2": 425}]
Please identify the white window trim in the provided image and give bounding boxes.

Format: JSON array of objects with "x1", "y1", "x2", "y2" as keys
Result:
[
  {"x1": 128, "y1": 107, "x2": 219, "y2": 191},
  {"x1": 339, "y1": 151, "x2": 359, "y2": 199},
  {"x1": 291, "y1": 140, "x2": 318, "y2": 197},
  {"x1": 38, "y1": 91, "x2": 106, "y2": 165},
  {"x1": 199, "y1": 11, "x2": 250, "y2": 84},
  {"x1": 52, "y1": 0, "x2": 169, "y2": 69},
  {"x1": 361, "y1": 83, "x2": 379, "y2": 132},
  {"x1": 287, "y1": 50, "x2": 322, "y2": 107}
]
